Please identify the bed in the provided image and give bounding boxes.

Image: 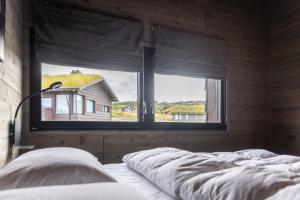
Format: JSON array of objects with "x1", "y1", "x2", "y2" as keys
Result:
[{"x1": 1, "y1": 147, "x2": 300, "y2": 200}]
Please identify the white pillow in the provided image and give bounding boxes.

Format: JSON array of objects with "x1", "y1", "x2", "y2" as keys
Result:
[
  {"x1": 0, "y1": 147, "x2": 116, "y2": 190},
  {"x1": 0, "y1": 183, "x2": 150, "y2": 200}
]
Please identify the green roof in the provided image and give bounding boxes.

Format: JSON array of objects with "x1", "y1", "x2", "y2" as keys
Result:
[
  {"x1": 42, "y1": 73, "x2": 102, "y2": 90},
  {"x1": 168, "y1": 105, "x2": 206, "y2": 114},
  {"x1": 170, "y1": 112, "x2": 207, "y2": 115}
]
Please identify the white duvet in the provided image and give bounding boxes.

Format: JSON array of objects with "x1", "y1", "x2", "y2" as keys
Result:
[{"x1": 123, "y1": 147, "x2": 300, "y2": 200}]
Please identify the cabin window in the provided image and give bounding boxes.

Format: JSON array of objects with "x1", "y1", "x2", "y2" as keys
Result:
[
  {"x1": 103, "y1": 105, "x2": 110, "y2": 113},
  {"x1": 56, "y1": 95, "x2": 70, "y2": 114},
  {"x1": 41, "y1": 98, "x2": 52, "y2": 109},
  {"x1": 30, "y1": 0, "x2": 227, "y2": 130},
  {"x1": 86, "y1": 100, "x2": 95, "y2": 113},
  {"x1": 73, "y1": 94, "x2": 84, "y2": 114}
]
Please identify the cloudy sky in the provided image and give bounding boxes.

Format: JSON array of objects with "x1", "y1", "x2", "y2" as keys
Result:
[{"x1": 42, "y1": 64, "x2": 206, "y2": 102}]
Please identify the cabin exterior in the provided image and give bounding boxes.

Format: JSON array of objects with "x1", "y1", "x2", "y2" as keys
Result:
[
  {"x1": 171, "y1": 112, "x2": 207, "y2": 122},
  {"x1": 42, "y1": 79, "x2": 118, "y2": 121},
  {"x1": 121, "y1": 105, "x2": 136, "y2": 113}
]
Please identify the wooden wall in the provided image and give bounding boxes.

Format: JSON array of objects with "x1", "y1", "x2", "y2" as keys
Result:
[
  {"x1": 268, "y1": 0, "x2": 300, "y2": 155},
  {"x1": 78, "y1": 82, "x2": 112, "y2": 121},
  {"x1": 0, "y1": 0, "x2": 23, "y2": 166},
  {"x1": 22, "y1": 0, "x2": 270, "y2": 163}
]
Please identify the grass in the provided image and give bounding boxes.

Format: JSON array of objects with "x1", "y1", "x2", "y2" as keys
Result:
[
  {"x1": 112, "y1": 111, "x2": 137, "y2": 121},
  {"x1": 111, "y1": 111, "x2": 173, "y2": 122},
  {"x1": 42, "y1": 73, "x2": 102, "y2": 89},
  {"x1": 156, "y1": 104, "x2": 206, "y2": 114},
  {"x1": 155, "y1": 113, "x2": 173, "y2": 122},
  {"x1": 111, "y1": 102, "x2": 206, "y2": 121}
]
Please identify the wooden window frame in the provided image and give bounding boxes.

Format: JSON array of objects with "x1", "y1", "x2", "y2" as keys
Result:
[
  {"x1": 73, "y1": 94, "x2": 84, "y2": 115},
  {"x1": 30, "y1": 30, "x2": 226, "y2": 131},
  {"x1": 86, "y1": 99, "x2": 95, "y2": 113},
  {"x1": 41, "y1": 97, "x2": 53, "y2": 109},
  {"x1": 55, "y1": 94, "x2": 71, "y2": 115}
]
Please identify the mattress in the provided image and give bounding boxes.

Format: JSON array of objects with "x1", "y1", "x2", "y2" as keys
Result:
[{"x1": 103, "y1": 163, "x2": 174, "y2": 200}]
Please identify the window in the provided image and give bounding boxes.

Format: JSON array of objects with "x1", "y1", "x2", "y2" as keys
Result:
[
  {"x1": 103, "y1": 105, "x2": 110, "y2": 113},
  {"x1": 42, "y1": 97, "x2": 52, "y2": 109},
  {"x1": 35, "y1": 57, "x2": 225, "y2": 130},
  {"x1": 73, "y1": 94, "x2": 83, "y2": 114},
  {"x1": 40, "y1": 64, "x2": 138, "y2": 122},
  {"x1": 56, "y1": 95, "x2": 70, "y2": 114},
  {"x1": 154, "y1": 74, "x2": 221, "y2": 123},
  {"x1": 86, "y1": 99, "x2": 95, "y2": 113},
  {"x1": 34, "y1": 53, "x2": 225, "y2": 130},
  {"x1": 31, "y1": 2, "x2": 226, "y2": 130}
]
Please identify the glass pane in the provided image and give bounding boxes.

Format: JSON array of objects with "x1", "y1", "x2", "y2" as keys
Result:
[
  {"x1": 154, "y1": 74, "x2": 221, "y2": 123},
  {"x1": 56, "y1": 95, "x2": 70, "y2": 114},
  {"x1": 42, "y1": 98, "x2": 52, "y2": 108},
  {"x1": 86, "y1": 100, "x2": 94, "y2": 113},
  {"x1": 41, "y1": 63, "x2": 138, "y2": 121},
  {"x1": 73, "y1": 95, "x2": 83, "y2": 114}
]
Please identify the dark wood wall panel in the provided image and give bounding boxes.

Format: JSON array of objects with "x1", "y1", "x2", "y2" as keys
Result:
[
  {"x1": 0, "y1": 0, "x2": 23, "y2": 166},
  {"x1": 23, "y1": 131, "x2": 267, "y2": 163},
  {"x1": 22, "y1": 0, "x2": 269, "y2": 163},
  {"x1": 269, "y1": 0, "x2": 300, "y2": 155}
]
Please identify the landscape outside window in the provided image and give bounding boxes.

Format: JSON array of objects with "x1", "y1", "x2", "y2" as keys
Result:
[
  {"x1": 155, "y1": 74, "x2": 208, "y2": 123},
  {"x1": 41, "y1": 63, "x2": 138, "y2": 122},
  {"x1": 41, "y1": 64, "x2": 220, "y2": 123}
]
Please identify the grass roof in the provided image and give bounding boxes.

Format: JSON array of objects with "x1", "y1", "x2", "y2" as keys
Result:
[
  {"x1": 42, "y1": 73, "x2": 102, "y2": 89},
  {"x1": 168, "y1": 105, "x2": 206, "y2": 114}
]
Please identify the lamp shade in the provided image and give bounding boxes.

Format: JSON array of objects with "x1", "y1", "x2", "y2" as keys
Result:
[{"x1": 49, "y1": 81, "x2": 62, "y2": 90}]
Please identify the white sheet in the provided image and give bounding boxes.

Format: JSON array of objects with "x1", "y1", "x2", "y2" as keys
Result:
[
  {"x1": 0, "y1": 183, "x2": 150, "y2": 200},
  {"x1": 103, "y1": 163, "x2": 174, "y2": 200}
]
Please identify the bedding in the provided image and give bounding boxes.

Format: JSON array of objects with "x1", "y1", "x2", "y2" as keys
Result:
[
  {"x1": 104, "y1": 163, "x2": 174, "y2": 200},
  {"x1": 123, "y1": 147, "x2": 300, "y2": 200},
  {"x1": 0, "y1": 182, "x2": 150, "y2": 200},
  {"x1": 123, "y1": 147, "x2": 236, "y2": 198},
  {"x1": 180, "y1": 165, "x2": 300, "y2": 200},
  {"x1": 0, "y1": 147, "x2": 116, "y2": 190},
  {"x1": 267, "y1": 182, "x2": 300, "y2": 200}
]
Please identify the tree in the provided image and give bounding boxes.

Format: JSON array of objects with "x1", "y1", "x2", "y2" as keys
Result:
[{"x1": 71, "y1": 69, "x2": 82, "y2": 74}]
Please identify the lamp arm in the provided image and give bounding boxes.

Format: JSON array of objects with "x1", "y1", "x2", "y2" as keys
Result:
[{"x1": 13, "y1": 87, "x2": 51, "y2": 126}]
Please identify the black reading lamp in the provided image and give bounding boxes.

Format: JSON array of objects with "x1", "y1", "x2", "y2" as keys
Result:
[{"x1": 9, "y1": 81, "x2": 63, "y2": 145}]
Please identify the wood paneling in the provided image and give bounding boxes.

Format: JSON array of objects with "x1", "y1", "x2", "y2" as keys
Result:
[
  {"x1": 23, "y1": 131, "x2": 267, "y2": 163},
  {"x1": 269, "y1": 0, "x2": 300, "y2": 155},
  {"x1": 78, "y1": 82, "x2": 112, "y2": 121},
  {"x1": 24, "y1": 133, "x2": 104, "y2": 162},
  {"x1": 0, "y1": 0, "x2": 23, "y2": 166},
  {"x1": 22, "y1": 0, "x2": 270, "y2": 163}
]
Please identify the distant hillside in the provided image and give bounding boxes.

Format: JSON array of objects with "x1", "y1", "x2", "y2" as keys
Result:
[
  {"x1": 112, "y1": 101, "x2": 137, "y2": 112},
  {"x1": 113, "y1": 101, "x2": 206, "y2": 114},
  {"x1": 42, "y1": 73, "x2": 102, "y2": 89}
]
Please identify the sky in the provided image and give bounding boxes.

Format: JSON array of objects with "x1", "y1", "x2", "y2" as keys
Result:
[{"x1": 42, "y1": 64, "x2": 206, "y2": 102}]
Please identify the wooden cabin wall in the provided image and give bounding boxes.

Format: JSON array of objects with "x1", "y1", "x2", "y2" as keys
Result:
[
  {"x1": 0, "y1": 0, "x2": 23, "y2": 166},
  {"x1": 22, "y1": 0, "x2": 270, "y2": 163},
  {"x1": 268, "y1": 0, "x2": 300, "y2": 155}
]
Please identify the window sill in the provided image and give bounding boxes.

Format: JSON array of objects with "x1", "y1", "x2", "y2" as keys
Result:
[{"x1": 30, "y1": 121, "x2": 227, "y2": 132}]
